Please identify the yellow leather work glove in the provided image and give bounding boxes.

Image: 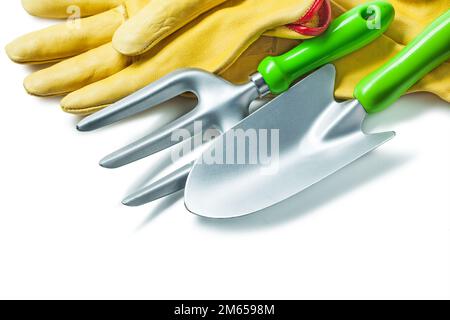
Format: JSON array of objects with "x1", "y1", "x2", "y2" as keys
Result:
[
  {"x1": 112, "y1": 0, "x2": 231, "y2": 56},
  {"x1": 113, "y1": 0, "x2": 329, "y2": 56},
  {"x1": 6, "y1": 0, "x2": 328, "y2": 115},
  {"x1": 21, "y1": 0, "x2": 125, "y2": 18},
  {"x1": 331, "y1": 0, "x2": 449, "y2": 102}
]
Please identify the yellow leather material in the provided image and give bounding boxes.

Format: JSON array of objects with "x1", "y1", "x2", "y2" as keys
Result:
[
  {"x1": 221, "y1": 36, "x2": 302, "y2": 84},
  {"x1": 21, "y1": 0, "x2": 125, "y2": 18},
  {"x1": 335, "y1": 0, "x2": 450, "y2": 45},
  {"x1": 6, "y1": 0, "x2": 316, "y2": 114},
  {"x1": 7, "y1": 0, "x2": 148, "y2": 95},
  {"x1": 6, "y1": 8, "x2": 126, "y2": 64},
  {"x1": 123, "y1": 0, "x2": 153, "y2": 16},
  {"x1": 266, "y1": 12, "x2": 320, "y2": 39},
  {"x1": 60, "y1": 0, "x2": 316, "y2": 114},
  {"x1": 114, "y1": 0, "x2": 229, "y2": 55},
  {"x1": 24, "y1": 44, "x2": 131, "y2": 96},
  {"x1": 331, "y1": 0, "x2": 450, "y2": 102},
  {"x1": 7, "y1": 0, "x2": 448, "y2": 116}
]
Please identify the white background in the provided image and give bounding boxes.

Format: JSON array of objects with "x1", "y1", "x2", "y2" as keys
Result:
[{"x1": 0, "y1": 2, "x2": 449, "y2": 300}]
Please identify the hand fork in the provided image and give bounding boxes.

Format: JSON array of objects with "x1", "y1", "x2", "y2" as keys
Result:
[{"x1": 77, "y1": 2, "x2": 395, "y2": 206}]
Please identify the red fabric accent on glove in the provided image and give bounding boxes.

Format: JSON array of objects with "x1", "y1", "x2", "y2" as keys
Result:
[{"x1": 287, "y1": 0, "x2": 332, "y2": 37}]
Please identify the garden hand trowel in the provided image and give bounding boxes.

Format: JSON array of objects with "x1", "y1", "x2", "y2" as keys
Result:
[{"x1": 185, "y1": 10, "x2": 450, "y2": 218}]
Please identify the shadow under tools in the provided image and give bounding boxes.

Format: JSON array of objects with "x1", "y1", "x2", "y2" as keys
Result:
[
  {"x1": 364, "y1": 92, "x2": 447, "y2": 132},
  {"x1": 135, "y1": 190, "x2": 184, "y2": 232},
  {"x1": 70, "y1": 115, "x2": 85, "y2": 127},
  {"x1": 196, "y1": 151, "x2": 411, "y2": 232},
  {"x1": 125, "y1": 148, "x2": 176, "y2": 194},
  {"x1": 249, "y1": 97, "x2": 272, "y2": 114},
  {"x1": 125, "y1": 130, "x2": 214, "y2": 194}
]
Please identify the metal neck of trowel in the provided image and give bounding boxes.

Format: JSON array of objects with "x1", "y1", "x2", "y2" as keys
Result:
[{"x1": 249, "y1": 73, "x2": 271, "y2": 98}]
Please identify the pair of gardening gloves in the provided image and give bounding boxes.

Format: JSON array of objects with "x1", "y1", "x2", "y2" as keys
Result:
[
  {"x1": 5, "y1": 0, "x2": 449, "y2": 116},
  {"x1": 6, "y1": 0, "x2": 330, "y2": 115}
]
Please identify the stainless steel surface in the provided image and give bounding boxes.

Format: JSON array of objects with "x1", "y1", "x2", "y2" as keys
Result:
[
  {"x1": 184, "y1": 65, "x2": 396, "y2": 218},
  {"x1": 122, "y1": 162, "x2": 193, "y2": 206},
  {"x1": 249, "y1": 73, "x2": 270, "y2": 98},
  {"x1": 117, "y1": 82, "x2": 271, "y2": 205},
  {"x1": 124, "y1": 161, "x2": 195, "y2": 206},
  {"x1": 77, "y1": 68, "x2": 264, "y2": 168}
]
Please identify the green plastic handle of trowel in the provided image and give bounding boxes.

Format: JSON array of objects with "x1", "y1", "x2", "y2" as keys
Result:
[
  {"x1": 355, "y1": 10, "x2": 450, "y2": 114},
  {"x1": 258, "y1": 1, "x2": 395, "y2": 94}
]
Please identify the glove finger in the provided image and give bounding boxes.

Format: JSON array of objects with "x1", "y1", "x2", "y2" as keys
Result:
[
  {"x1": 6, "y1": 7, "x2": 126, "y2": 64},
  {"x1": 22, "y1": 0, "x2": 125, "y2": 18},
  {"x1": 62, "y1": 0, "x2": 317, "y2": 114},
  {"x1": 24, "y1": 43, "x2": 131, "y2": 97},
  {"x1": 113, "y1": 0, "x2": 228, "y2": 56}
]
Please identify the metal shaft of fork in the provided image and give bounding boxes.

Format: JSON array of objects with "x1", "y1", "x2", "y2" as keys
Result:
[{"x1": 121, "y1": 73, "x2": 271, "y2": 207}]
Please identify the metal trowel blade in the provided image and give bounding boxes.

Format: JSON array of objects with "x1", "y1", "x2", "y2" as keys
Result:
[{"x1": 185, "y1": 65, "x2": 395, "y2": 218}]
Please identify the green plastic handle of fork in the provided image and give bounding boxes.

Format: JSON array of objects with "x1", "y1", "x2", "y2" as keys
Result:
[
  {"x1": 355, "y1": 10, "x2": 450, "y2": 114},
  {"x1": 258, "y1": 1, "x2": 395, "y2": 94}
]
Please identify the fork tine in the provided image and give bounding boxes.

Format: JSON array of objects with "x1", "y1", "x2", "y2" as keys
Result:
[
  {"x1": 122, "y1": 162, "x2": 193, "y2": 206},
  {"x1": 99, "y1": 110, "x2": 211, "y2": 168},
  {"x1": 77, "y1": 69, "x2": 201, "y2": 132}
]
